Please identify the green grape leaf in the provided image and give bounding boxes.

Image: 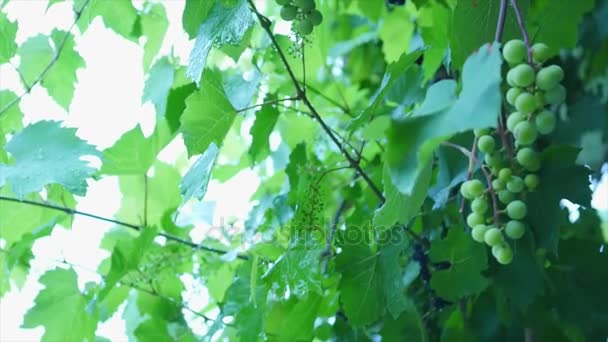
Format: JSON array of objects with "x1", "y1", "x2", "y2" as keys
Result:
[
  {"x1": 116, "y1": 161, "x2": 181, "y2": 228},
  {"x1": 22, "y1": 268, "x2": 98, "y2": 342},
  {"x1": 526, "y1": 146, "x2": 592, "y2": 253},
  {"x1": 374, "y1": 162, "x2": 431, "y2": 230},
  {"x1": 100, "y1": 121, "x2": 172, "y2": 175},
  {"x1": 0, "y1": 12, "x2": 17, "y2": 63},
  {"x1": 18, "y1": 31, "x2": 85, "y2": 110},
  {"x1": 140, "y1": 3, "x2": 169, "y2": 71},
  {"x1": 143, "y1": 57, "x2": 175, "y2": 118},
  {"x1": 0, "y1": 90, "x2": 23, "y2": 138},
  {"x1": 185, "y1": 0, "x2": 254, "y2": 85},
  {"x1": 527, "y1": 0, "x2": 595, "y2": 53},
  {"x1": 429, "y1": 227, "x2": 491, "y2": 301},
  {"x1": 380, "y1": 302, "x2": 428, "y2": 342},
  {"x1": 249, "y1": 104, "x2": 280, "y2": 163},
  {"x1": 181, "y1": 69, "x2": 237, "y2": 156},
  {"x1": 265, "y1": 293, "x2": 323, "y2": 341},
  {"x1": 263, "y1": 246, "x2": 324, "y2": 299},
  {"x1": 223, "y1": 71, "x2": 261, "y2": 110},
  {"x1": 0, "y1": 189, "x2": 59, "y2": 244},
  {"x1": 0, "y1": 120, "x2": 100, "y2": 198},
  {"x1": 165, "y1": 83, "x2": 197, "y2": 133},
  {"x1": 182, "y1": 0, "x2": 215, "y2": 39},
  {"x1": 78, "y1": 0, "x2": 138, "y2": 40},
  {"x1": 180, "y1": 143, "x2": 219, "y2": 203},
  {"x1": 450, "y1": 1, "x2": 527, "y2": 68},
  {"x1": 387, "y1": 44, "x2": 502, "y2": 195},
  {"x1": 378, "y1": 6, "x2": 414, "y2": 63},
  {"x1": 419, "y1": 3, "x2": 450, "y2": 81}
]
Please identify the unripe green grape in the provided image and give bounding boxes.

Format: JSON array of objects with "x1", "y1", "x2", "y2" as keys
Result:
[
  {"x1": 532, "y1": 42, "x2": 551, "y2": 63},
  {"x1": 507, "y1": 200, "x2": 527, "y2": 219},
  {"x1": 524, "y1": 174, "x2": 539, "y2": 189},
  {"x1": 506, "y1": 71, "x2": 517, "y2": 87},
  {"x1": 297, "y1": 19, "x2": 314, "y2": 35},
  {"x1": 280, "y1": 5, "x2": 298, "y2": 21},
  {"x1": 466, "y1": 179, "x2": 485, "y2": 197},
  {"x1": 514, "y1": 121, "x2": 538, "y2": 146},
  {"x1": 506, "y1": 176, "x2": 524, "y2": 193},
  {"x1": 535, "y1": 110, "x2": 556, "y2": 134},
  {"x1": 474, "y1": 128, "x2": 490, "y2": 136},
  {"x1": 544, "y1": 84, "x2": 566, "y2": 105},
  {"x1": 506, "y1": 87, "x2": 523, "y2": 106},
  {"x1": 467, "y1": 212, "x2": 485, "y2": 227},
  {"x1": 534, "y1": 91, "x2": 546, "y2": 108},
  {"x1": 471, "y1": 225, "x2": 489, "y2": 243},
  {"x1": 505, "y1": 220, "x2": 526, "y2": 239},
  {"x1": 477, "y1": 135, "x2": 495, "y2": 154},
  {"x1": 492, "y1": 245, "x2": 514, "y2": 264},
  {"x1": 460, "y1": 182, "x2": 474, "y2": 200},
  {"x1": 484, "y1": 227, "x2": 504, "y2": 246},
  {"x1": 471, "y1": 197, "x2": 489, "y2": 214},
  {"x1": 307, "y1": 9, "x2": 323, "y2": 26},
  {"x1": 515, "y1": 92, "x2": 538, "y2": 114},
  {"x1": 492, "y1": 179, "x2": 505, "y2": 191},
  {"x1": 485, "y1": 152, "x2": 502, "y2": 168},
  {"x1": 498, "y1": 168, "x2": 512, "y2": 183},
  {"x1": 516, "y1": 147, "x2": 540, "y2": 170},
  {"x1": 502, "y1": 39, "x2": 527, "y2": 64},
  {"x1": 508, "y1": 64, "x2": 535, "y2": 87},
  {"x1": 507, "y1": 112, "x2": 526, "y2": 132},
  {"x1": 294, "y1": 0, "x2": 315, "y2": 10},
  {"x1": 498, "y1": 190, "x2": 515, "y2": 204},
  {"x1": 491, "y1": 167, "x2": 500, "y2": 177},
  {"x1": 276, "y1": 0, "x2": 291, "y2": 5},
  {"x1": 536, "y1": 65, "x2": 564, "y2": 91}
]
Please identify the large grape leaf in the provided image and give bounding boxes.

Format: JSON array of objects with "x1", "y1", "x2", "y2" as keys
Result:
[
  {"x1": 185, "y1": 0, "x2": 254, "y2": 85},
  {"x1": 262, "y1": 245, "x2": 324, "y2": 299},
  {"x1": 22, "y1": 268, "x2": 98, "y2": 342},
  {"x1": 0, "y1": 189, "x2": 59, "y2": 244},
  {"x1": 249, "y1": 104, "x2": 280, "y2": 163},
  {"x1": 0, "y1": 120, "x2": 100, "y2": 198},
  {"x1": 140, "y1": 3, "x2": 169, "y2": 71},
  {"x1": 0, "y1": 12, "x2": 17, "y2": 63},
  {"x1": 182, "y1": 0, "x2": 215, "y2": 39},
  {"x1": 386, "y1": 43, "x2": 502, "y2": 195},
  {"x1": 77, "y1": 0, "x2": 138, "y2": 40},
  {"x1": 265, "y1": 293, "x2": 323, "y2": 341},
  {"x1": 18, "y1": 30, "x2": 85, "y2": 110},
  {"x1": 378, "y1": 6, "x2": 414, "y2": 63},
  {"x1": 100, "y1": 121, "x2": 172, "y2": 175},
  {"x1": 180, "y1": 143, "x2": 219, "y2": 203},
  {"x1": 526, "y1": 146, "x2": 592, "y2": 253},
  {"x1": 0, "y1": 90, "x2": 23, "y2": 140},
  {"x1": 419, "y1": 3, "x2": 450, "y2": 81},
  {"x1": 429, "y1": 227, "x2": 491, "y2": 301},
  {"x1": 181, "y1": 69, "x2": 237, "y2": 156},
  {"x1": 142, "y1": 57, "x2": 175, "y2": 118}
]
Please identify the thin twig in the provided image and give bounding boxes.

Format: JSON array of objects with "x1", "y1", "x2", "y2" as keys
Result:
[
  {"x1": 0, "y1": 0, "x2": 91, "y2": 117},
  {"x1": 510, "y1": 0, "x2": 533, "y2": 64},
  {"x1": 481, "y1": 165, "x2": 501, "y2": 227},
  {"x1": 247, "y1": 0, "x2": 385, "y2": 204},
  {"x1": 236, "y1": 97, "x2": 298, "y2": 113},
  {"x1": 297, "y1": 81, "x2": 352, "y2": 115},
  {"x1": 0, "y1": 196, "x2": 249, "y2": 260},
  {"x1": 495, "y1": 0, "x2": 508, "y2": 42}
]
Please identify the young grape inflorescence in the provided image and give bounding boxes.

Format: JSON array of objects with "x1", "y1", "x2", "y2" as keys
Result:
[
  {"x1": 276, "y1": 0, "x2": 323, "y2": 36},
  {"x1": 461, "y1": 40, "x2": 565, "y2": 265}
]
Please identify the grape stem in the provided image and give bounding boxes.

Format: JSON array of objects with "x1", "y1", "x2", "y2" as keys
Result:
[
  {"x1": 497, "y1": 105, "x2": 514, "y2": 160},
  {"x1": 461, "y1": 136, "x2": 479, "y2": 212},
  {"x1": 495, "y1": 0, "x2": 508, "y2": 42},
  {"x1": 481, "y1": 165, "x2": 502, "y2": 227},
  {"x1": 510, "y1": 0, "x2": 534, "y2": 65}
]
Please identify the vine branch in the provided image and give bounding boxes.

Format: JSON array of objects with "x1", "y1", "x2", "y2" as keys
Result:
[
  {"x1": 0, "y1": 0, "x2": 91, "y2": 117},
  {"x1": 246, "y1": 0, "x2": 385, "y2": 204},
  {"x1": 0, "y1": 195, "x2": 249, "y2": 260}
]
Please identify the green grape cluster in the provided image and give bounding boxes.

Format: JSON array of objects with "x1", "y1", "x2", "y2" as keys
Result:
[
  {"x1": 460, "y1": 41, "x2": 565, "y2": 266},
  {"x1": 276, "y1": 0, "x2": 323, "y2": 36}
]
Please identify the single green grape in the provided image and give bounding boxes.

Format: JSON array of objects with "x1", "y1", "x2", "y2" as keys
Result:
[
  {"x1": 536, "y1": 65, "x2": 564, "y2": 91},
  {"x1": 535, "y1": 91, "x2": 546, "y2": 108},
  {"x1": 474, "y1": 128, "x2": 490, "y2": 136},
  {"x1": 466, "y1": 179, "x2": 485, "y2": 197},
  {"x1": 514, "y1": 121, "x2": 538, "y2": 146},
  {"x1": 535, "y1": 110, "x2": 556, "y2": 135},
  {"x1": 544, "y1": 84, "x2": 566, "y2": 105},
  {"x1": 477, "y1": 135, "x2": 496, "y2": 154},
  {"x1": 516, "y1": 147, "x2": 540, "y2": 170},
  {"x1": 297, "y1": 18, "x2": 314, "y2": 35},
  {"x1": 532, "y1": 42, "x2": 551, "y2": 63},
  {"x1": 471, "y1": 197, "x2": 489, "y2": 214},
  {"x1": 307, "y1": 9, "x2": 323, "y2": 26},
  {"x1": 484, "y1": 227, "x2": 504, "y2": 246},
  {"x1": 498, "y1": 168, "x2": 512, "y2": 183},
  {"x1": 505, "y1": 220, "x2": 526, "y2": 239},
  {"x1": 524, "y1": 174, "x2": 540, "y2": 189},
  {"x1": 508, "y1": 64, "x2": 535, "y2": 88},
  {"x1": 485, "y1": 152, "x2": 502, "y2": 168},
  {"x1": 280, "y1": 5, "x2": 298, "y2": 21},
  {"x1": 507, "y1": 200, "x2": 527, "y2": 219},
  {"x1": 467, "y1": 212, "x2": 485, "y2": 227},
  {"x1": 498, "y1": 190, "x2": 515, "y2": 204},
  {"x1": 493, "y1": 245, "x2": 514, "y2": 264},
  {"x1": 492, "y1": 179, "x2": 505, "y2": 191},
  {"x1": 294, "y1": 0, "x2": 315, "y2": 10},
  {"x1": 502, "y1": 39, "x2": 527, "y2": 64},
  {"x1": 471, "y1": 225, "x2": 489, "y2": 243},
  {"x1": 515, "y1": 92, "x2": 538, "y2": 114},
  {"x1": 506, "y1": 176, "x2": 524, "y2": 193},
  {"x1": 506, "y1": 87, "x2": 522, "y2": 106},
  {"x1": 506, "y1": 112, "x2": 526, "y2": 132}
]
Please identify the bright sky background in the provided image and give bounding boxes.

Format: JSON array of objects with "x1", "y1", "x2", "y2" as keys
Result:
[{"x1": 0, "y1": 1, "x2": 607, "y2": 341}]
